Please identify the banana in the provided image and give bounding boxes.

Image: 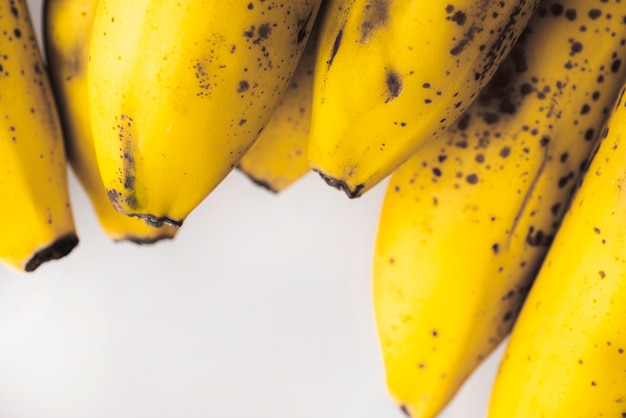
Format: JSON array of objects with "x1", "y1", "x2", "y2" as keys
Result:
[
  {"x1": 0, "y1": 0, "x2": 78, "y2": 272},
  {"x1": 488, "y1": 80, "x2": 626, "y2": 418},
  {"x1": 88, "y1": 0, "x2": 322, "y2": 226},
  {"x1": 237, "y1": 20, "x2": 318, "y2": 193},
  {"x1": 43, "y1": 0, "x2": 178, "y2": 243},
  {"x1": 308, "y1": 0, "x2": 540, "y2": 198},
  {"x1": 372, "y1": 1, "x2": 626, "y2": 416}
]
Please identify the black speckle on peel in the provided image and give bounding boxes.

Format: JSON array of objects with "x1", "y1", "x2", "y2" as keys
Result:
[
  {"x1": 326, "y1": 28, "x2": 343, "y2": 69},
  {"x1": 447, "y1": 10, "x2": 467, "y2": 26},
  {"x1": 238, "y1": 80, "x2": 250, "y2": 93},
  {"x1": 117, "y1": 114, "x2": 138, "y2": 210},
  {"x1": 314, "y1": 169, "x2": 364, "y2": 198},
  {"x1": 257, "y1": 23, "x2": 271, "y2": 39},
  {"x1": 385, "y1": 69, "x2": 402, "y2": 103},
  {"x1": 400, "y1": 405, "x2": 410, "y2": 417},
  {"x1": 450, "y1": 25, "x2": 478, "y2": 56},
  {"x1": 24, "y1": 234, "x2": 79, "y2": 272},
  {"x1": 243, "y1": 26, "x2": 255, "y2": 38}
]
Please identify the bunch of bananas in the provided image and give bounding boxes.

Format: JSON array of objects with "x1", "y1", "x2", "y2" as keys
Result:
[{"x1": 2, "y1": 0, "x2": 626, "y2": 415}]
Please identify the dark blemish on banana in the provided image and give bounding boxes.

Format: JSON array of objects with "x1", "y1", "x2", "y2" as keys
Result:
[
  {"x1": 237, "y1": 80, "x2": 250, "y2": 93},
  {"x1": 492, "y1": 243, "x2": 499, "y2": 254},
  {"x1": 612, "y1": 59, "x2": 622, "y2": 73},
  {"x1": 359, "y1": 0, "x2": 389, "y2": 42},
  {"x1": 570, "y1": 41, "x2": 583, "y2": 56},
  {"x1": 450, "y1": 25, "x2": 478, "y2": 56},
  {"x1": 580, "y1": 103, "x2": 590, "y2": 115},
  {"x1": 247, "y1": 2, "x2": 254, "y2": 9},
  {"x1": 327, "y1": 28, "x2": 343, "y2": 69},
  {"x1": 258, "y1": 23, "x2": 271, "y2": 39},
  {"x1": 599, "y1": 271, "x2": 606, "y2": 279},
  {"x1": 296, "y1": 11, "x2": 313, "y2": 44},
  {"x1": 466, "y1": 173, "x2": 478, "y2": 184},
  {"x1": 588, "y1": 9, "x2": 601, "y2": 19},
  {"x1": 447, "y1": 10, "x2": 467, "y2": 26},
  {"x1": 385, "y1": 69, "x2": 402, "y2": 103},
  {"x1": 400, "y1": 405, "x2": 410, "y2": 416},
  {"x1": 558, "y1": 171, "x2": 574, "y2": 188},
  {"x1": 243, "y1": 26, "x2": 255, "y2": 38}
]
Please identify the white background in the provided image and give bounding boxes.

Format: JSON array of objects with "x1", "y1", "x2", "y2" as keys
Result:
[{"x1": 0, "y1": 1, "x2": 505, "y2": 416}]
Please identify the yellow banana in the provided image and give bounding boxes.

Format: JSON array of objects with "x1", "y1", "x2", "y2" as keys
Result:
[
  {"x1": 88, "y1": 0, "x2": 322, "y2": 226},
  {"x1": 308, "y1": 0, "x2": 540, "y2": 198},
  {"x1": 487, "y1": 84, "x2": 626, "y2": 417},
  {"x1": 373, "y1": 0, "x2": 626, "y2": 416},
  {"x1": 237, "y1": 20, "x2": 319, "y2": 193},
  {"x1": 0, "y1": 0, "x2": 78, "y2": 272},
  {"x1": 43, "y1": 0, "x2": 178, "y2": 243}
]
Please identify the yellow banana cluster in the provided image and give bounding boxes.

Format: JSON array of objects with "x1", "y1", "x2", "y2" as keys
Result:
[{"x1": 4, "y1": 0, "x2": 626, "y2": 415}]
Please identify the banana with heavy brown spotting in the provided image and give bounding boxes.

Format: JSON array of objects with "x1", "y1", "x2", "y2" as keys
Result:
[
  {"x1": 308, "y1": 0, "x2": 540, "y2": 198},
  {"x1": 488, "y1": 74, "x2": 626, "y2": 418},
  {"x1": 373, "y1": 0, "x2": 626, "y2": 416}
]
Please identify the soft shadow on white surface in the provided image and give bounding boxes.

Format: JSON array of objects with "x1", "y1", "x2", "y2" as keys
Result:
[{"x1": 0, "y1": 1, "x2": 504, "y2": 417}]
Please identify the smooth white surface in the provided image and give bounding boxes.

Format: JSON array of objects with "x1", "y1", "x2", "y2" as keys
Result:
[{"x1": 0, "y1": 1, "x2": 504, "y2": 417}]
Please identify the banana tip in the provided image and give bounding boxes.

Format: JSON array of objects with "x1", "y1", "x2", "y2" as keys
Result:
[
  {"x1": 313, "y1": 169, "x2": 364, "y2": 198},
  {"x1": 25, "y1": 233, "x2": 79, "y2": 272},
  {"x1": 130, "y1": 214, "x2": 183, "y2": 228},
  {"x1": 236, "y1": 167, "x2": 279, "y2": 194}
]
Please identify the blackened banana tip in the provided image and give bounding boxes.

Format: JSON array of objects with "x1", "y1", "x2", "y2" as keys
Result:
[{"x1": 314, "y1": 168, "x2": 364, "y2": 199}]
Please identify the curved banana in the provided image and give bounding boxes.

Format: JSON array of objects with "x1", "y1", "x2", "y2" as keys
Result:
[
  {"x1": 237, "y1": 22, "x2": 318, "y2": 193},
  {"x1": 0, "y1": 0, "x2": 78, "y2": 272},
  {"x1": 373, "y1": 1, "x2": 626, "y2": 416},
  {"x1": 308, "y1": 0, "x2": 540, "y2": 198},
  {"x1": 43, "y1": 0, "x2": 178, "y2": 243},
  {"x1": 88, "y1": 0, "x2": 322, "y2": 226},
  {"x1": 488, "y1": 80, "x2": 626, "y2": 417}
]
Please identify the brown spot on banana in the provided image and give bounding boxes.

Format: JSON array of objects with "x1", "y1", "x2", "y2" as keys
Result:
[
  {"x1": 327, "y1": 27, "x2": 343, "y2": 69},
  {"x1": 385, "y1": 69, "x2": 402, "y2": 103},
  {"x1": 359, "y1": 0, "x2": 389, "y2": 43}
]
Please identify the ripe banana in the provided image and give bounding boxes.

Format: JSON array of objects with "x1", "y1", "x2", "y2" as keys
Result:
[
  {"x1": 237, "y1": 22, "x2": 318, "y2": 193},
  {"x1": 308, "y1": 0, "x2": 540, "y2": 198},
  {"x1": 44, "y1": 0, "x2": 178, "y2": 243},
  {"x1": 373, "y1": 0, "x2": 626, "y2": 416},
  {"x1": 488, "y1": 80, "x2": 626, "y2": 418},
  {"x1": 88, "y1": 0, "x2": 322, "y2": 226},
  {"x1": 0, "y1": 0, "x2": 78, "y2": 272}
]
